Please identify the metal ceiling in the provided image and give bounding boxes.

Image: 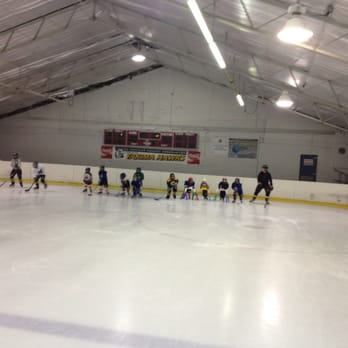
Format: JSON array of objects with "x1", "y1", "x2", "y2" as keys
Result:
[{"x1": 0, "y1": 0, "x2": 347, "y2": 132}]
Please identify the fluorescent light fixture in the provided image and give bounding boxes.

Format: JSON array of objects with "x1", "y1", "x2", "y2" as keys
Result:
[
  {"x1": 288, "y1": 77, "x2": 300, "y2": 88},
  {"x1": 132, "y1": 54, "x2": 146, "y2": 62},
  {"x1": 187, "y1": 0, "x2": 226, "y2": 69},
  {"x1": 277, "y1": 15, "x2": 313, "y2": 44},
  {"x1": 187, "y1": 0, "x2": 213, "y2": 43},
  {"x1": 276, "y1": 90, "x2": 293, "y2": 108},
  {"x1": 208, "y1": 41, "x2": 226, "y2": 69},
  {"x1": 236, "y1": 94, "x2": 245, "y2": 107}
]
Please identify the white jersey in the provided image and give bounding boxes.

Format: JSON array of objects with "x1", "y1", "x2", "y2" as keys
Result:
[
  {"x1": 32, "y1": 165, "x2": 45, "y2": 177},
  {"x1": 11, "y1": 158, "x2": 21, "y2": 169}
]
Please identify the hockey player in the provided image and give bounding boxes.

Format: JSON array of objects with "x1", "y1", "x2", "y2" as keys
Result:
[
  {"x1": 83, "y1": 167, "x2": 93, "y2": 196},
  {"x1": 217, "y1": 177, "x2": 229, "y2": 201},
  {"x1": 166, "y1": 173, "x2": 179, "y2": 199},
  {"x1": 250, "y1": 164, "x2": 273, "y2": 205},
  {"x1": 9, "y1": 153, "x2": 23, "y2": 187},
  {"x1": 120, "y1": 173, "x2": 130, "y2": 196},
  {"x1": 133, "y1": 167, "x2": 144, "y2": 196},
  {"x1": 98, "y1": 165, "x2": 109, "y2": 194},
  {"x1": 32, "y1": 162, "x2": 47, "y2": 190},
  {"x1": 131, "y1": 174, "x2": 142, "y2": 198},
  {"x1": 182, "y1": 177, "x2": 196, "y2": 199},
  {"x1": 200, "y1": 179, "x2": 210, "y2": 200},
  {"x1": 231, "y1": 178, "x2": 243, "y2": 203}
]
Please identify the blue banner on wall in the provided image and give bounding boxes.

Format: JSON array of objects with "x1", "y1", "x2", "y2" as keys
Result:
[{"x1": 228, "y1": 139, "x2": 258, "y2": 159}]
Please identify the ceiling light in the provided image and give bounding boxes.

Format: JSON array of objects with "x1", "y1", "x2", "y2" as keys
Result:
[
  {"x1": 208, "y1": 42, "x2": 226, "y2": 69},
  {"x1": 132, "y1": 54, "x2": 146, "y2": 62},
  {"x1": 236, "y1": 94, "x2": 245, "y2": 107},
  {"x1": 276, "y1": 91, "x2": 293, "y2": 108},
  {"x1": 288, "y1": 77, "x2": 300, "y2": 88},
  {"x1": 187, "y1": 0, "x2": 213, "y2": 43},
  {"x1": 277, "y1": 5, "x2": 313, "y2": 44},
  {"x1": 187, "y1": 0, "x2": 226, "y2": 69}
]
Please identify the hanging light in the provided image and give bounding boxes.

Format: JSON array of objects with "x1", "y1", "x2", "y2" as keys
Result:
[
  {"x1": 187, "y1": 0, "x2": 226, "y2": 69},
  {"x1": 236, "y1": 94, "x2": 245, "y2": 107},
  {"x1": 277, "y1": 4, "x2": 313, "y2": 44},
  {"x1": 131, "y1": 54, "x2": 146, "y2": 62},
  {"x1": 276, "y1": 91, "x2": 293, "y2": 108}
]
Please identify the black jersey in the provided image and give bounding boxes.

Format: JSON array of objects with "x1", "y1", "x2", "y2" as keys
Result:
[{"x1": 257, "y1": 171, "x2": 272, "y2": 186}]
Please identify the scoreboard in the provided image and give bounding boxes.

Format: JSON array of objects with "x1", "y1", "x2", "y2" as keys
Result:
[{"x1": 104, "y1": 129, "x2": 198, "y2": 149}]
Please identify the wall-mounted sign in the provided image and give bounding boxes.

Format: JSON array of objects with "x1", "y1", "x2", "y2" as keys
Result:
[
  {"x1": 228, "y1": 138, "x2": 258, "y2": 159},
  {"x1": 100, "y1": 146, "x2": 200, "y2": 165}
]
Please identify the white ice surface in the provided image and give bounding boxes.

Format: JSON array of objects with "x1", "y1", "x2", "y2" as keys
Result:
[{"x1": 0, "y1": 185, "x2": 348, "y2": 348}]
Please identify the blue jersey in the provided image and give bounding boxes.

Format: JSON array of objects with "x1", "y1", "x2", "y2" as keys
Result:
[
  {"x1": 184, "y1": 180, "x2": 195, "y2": 188},
  {"x1": 232, "y1": 182, "x2": 243, "y2": 194},
  {"x1": 98, "y1": 169, "x2": 108, "y2": 185}
]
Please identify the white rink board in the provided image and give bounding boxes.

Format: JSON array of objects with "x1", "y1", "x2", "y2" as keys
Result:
[{"x1": 0, "y1": 161, "x2": 347, "y2": 204}]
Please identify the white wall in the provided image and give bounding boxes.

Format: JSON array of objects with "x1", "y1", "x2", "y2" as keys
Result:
[
  {"x1": 0, "y1": 68, "x2": 347, "y2": 182},
  {"x1": 1, "y1": 161, "x2": 347, "y2": 205}
]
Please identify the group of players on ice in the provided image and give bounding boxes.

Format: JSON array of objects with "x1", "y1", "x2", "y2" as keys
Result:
[{"x1": 7, "y1": 153, "x2": 274, "y2": 204}]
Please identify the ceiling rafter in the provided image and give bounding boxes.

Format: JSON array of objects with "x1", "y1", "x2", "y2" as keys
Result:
[
  {"x1": 162, "y1": 0, "x2": 348, "y2": 65},
  {"x1": 105, "y1": 1, "x2": 348, "y2": 117},
  {"x1": 120, "y1": 26, "x2": 348, "y2": 131},
  {"x1": 105, "y1": 0, "x2": 348, "y2": 91},
  {"x1": 0, "y1": 1, "x2": 95, "y2": 55}
]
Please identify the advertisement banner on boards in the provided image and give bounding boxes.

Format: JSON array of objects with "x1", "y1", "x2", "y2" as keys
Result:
[{"x1": 100, "y1": 146, "x2": 200, "y2": 165}]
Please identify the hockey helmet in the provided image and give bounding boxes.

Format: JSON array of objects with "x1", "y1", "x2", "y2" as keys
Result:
[{"x1": 120, "y1": 172, "x2": 126, "y2": 179}]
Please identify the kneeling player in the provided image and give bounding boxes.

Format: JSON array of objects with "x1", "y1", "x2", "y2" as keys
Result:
[
  {"x1": 217, "y1": 177, "x2": 229, "y2": 201},
  {"x1": 120, "y1": 173, "x2": 130, "y2": 196},
  {"x1": 200, "y1": 179, "x2": 210, "y2": 200},
  {"x1": 166, "y1": 173, "x2": 179, "y2": 199},
  {"x1": 182, "y1": 177, "x2": 196, "y2": 199}
]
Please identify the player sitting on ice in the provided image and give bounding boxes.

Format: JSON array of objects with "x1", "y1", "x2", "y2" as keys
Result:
[
  {"x1": 83, "y1": 167, "x2": 93, "y2": 196},
  {"x1": 131, "y1": 174, "x2": 142, "y2": 198},
  {"x1": 217, "y1": 177, "x2": 229, "y2": 201},
  {"x1": 98, "y1": 165, "x2": 109, "y2": 194},
  {"x1": 32, "y1": 161, "x2": 47, "y2": 190},
  {"x1": 166, "y1": 173, "x2": 179, "y2": 199},
  {"x1": 200, "y1": 179, "x2": 210, "y2": 200},
  {"x1": 231, "y1": 178, "x2": 243, "y2": 203},
  {"x1": 181, "y1": 177, "x2": 196, "y2": 200},
  {"x1": 120, "y1": 172, "x2": 130, "y2": 196}
]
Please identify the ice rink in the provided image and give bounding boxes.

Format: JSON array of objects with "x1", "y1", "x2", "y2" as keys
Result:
[{"x1": 0, "y1": 184, "x2": 347, "y2": 348}]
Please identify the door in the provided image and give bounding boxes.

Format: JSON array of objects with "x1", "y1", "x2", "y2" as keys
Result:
[{"x1": 299, "y1": 154, "x2": 318, "y2": 181}]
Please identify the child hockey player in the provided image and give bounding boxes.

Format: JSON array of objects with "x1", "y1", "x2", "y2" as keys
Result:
[
  {"x1": 9, "y1": 153, "x2": 23, "y2": 187},
  {"x1": 98, "y1": 165, "x2": 109, "y2": 194},
  {"x1": 133, "y1": 167, "x2": 144, "y2": 197},
  {"x1": 120, "y1": 172, "x2": 130, "y2": 196},
  {"x1": 200, "y1": 178, "x2": 210, "y2": 200},
  {"x1": 231, "y1": 178, "x2": 243, "y2": 203},
  {"x1": 83, "y1": 167, "x2": 93, "y2": 196},
  {"x1": 217, "y1": 177, "x2": 229, "y2": 201},
  {"x1": 131, "y1": 174, "x2": 142, "y2": 198},
  {"x1": 32, "y1": 162, "x2": 47, "y2": 190},
  {"x1": 166, "y1": 173, "x2": 179, "y2": 199},
  {"x1": 250, "y1": 164, "x2": 273, "y2": 205},
  {"x1": 182, "y1": 177, "x2": 196, "y2": 199}
]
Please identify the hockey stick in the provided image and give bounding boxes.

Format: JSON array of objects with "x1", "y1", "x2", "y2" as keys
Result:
[
  {"x1": 154, "y1": 193, "x2": 167, "y2": 201},
  {"x1": 25, "y1": 182, "x2": 35, "y2": 192},
  {"x1": 0, "y1": 180, "x2": 7, "y2": 188}
]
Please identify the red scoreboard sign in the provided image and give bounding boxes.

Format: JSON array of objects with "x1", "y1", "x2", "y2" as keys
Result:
[{"x1": 104, "y1": 129, "x2": 198, "y2": 149}]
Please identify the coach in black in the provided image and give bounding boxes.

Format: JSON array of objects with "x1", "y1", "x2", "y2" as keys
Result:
[{"x1": 250, "y1": 164, "x2": 273, "y2": 205}]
